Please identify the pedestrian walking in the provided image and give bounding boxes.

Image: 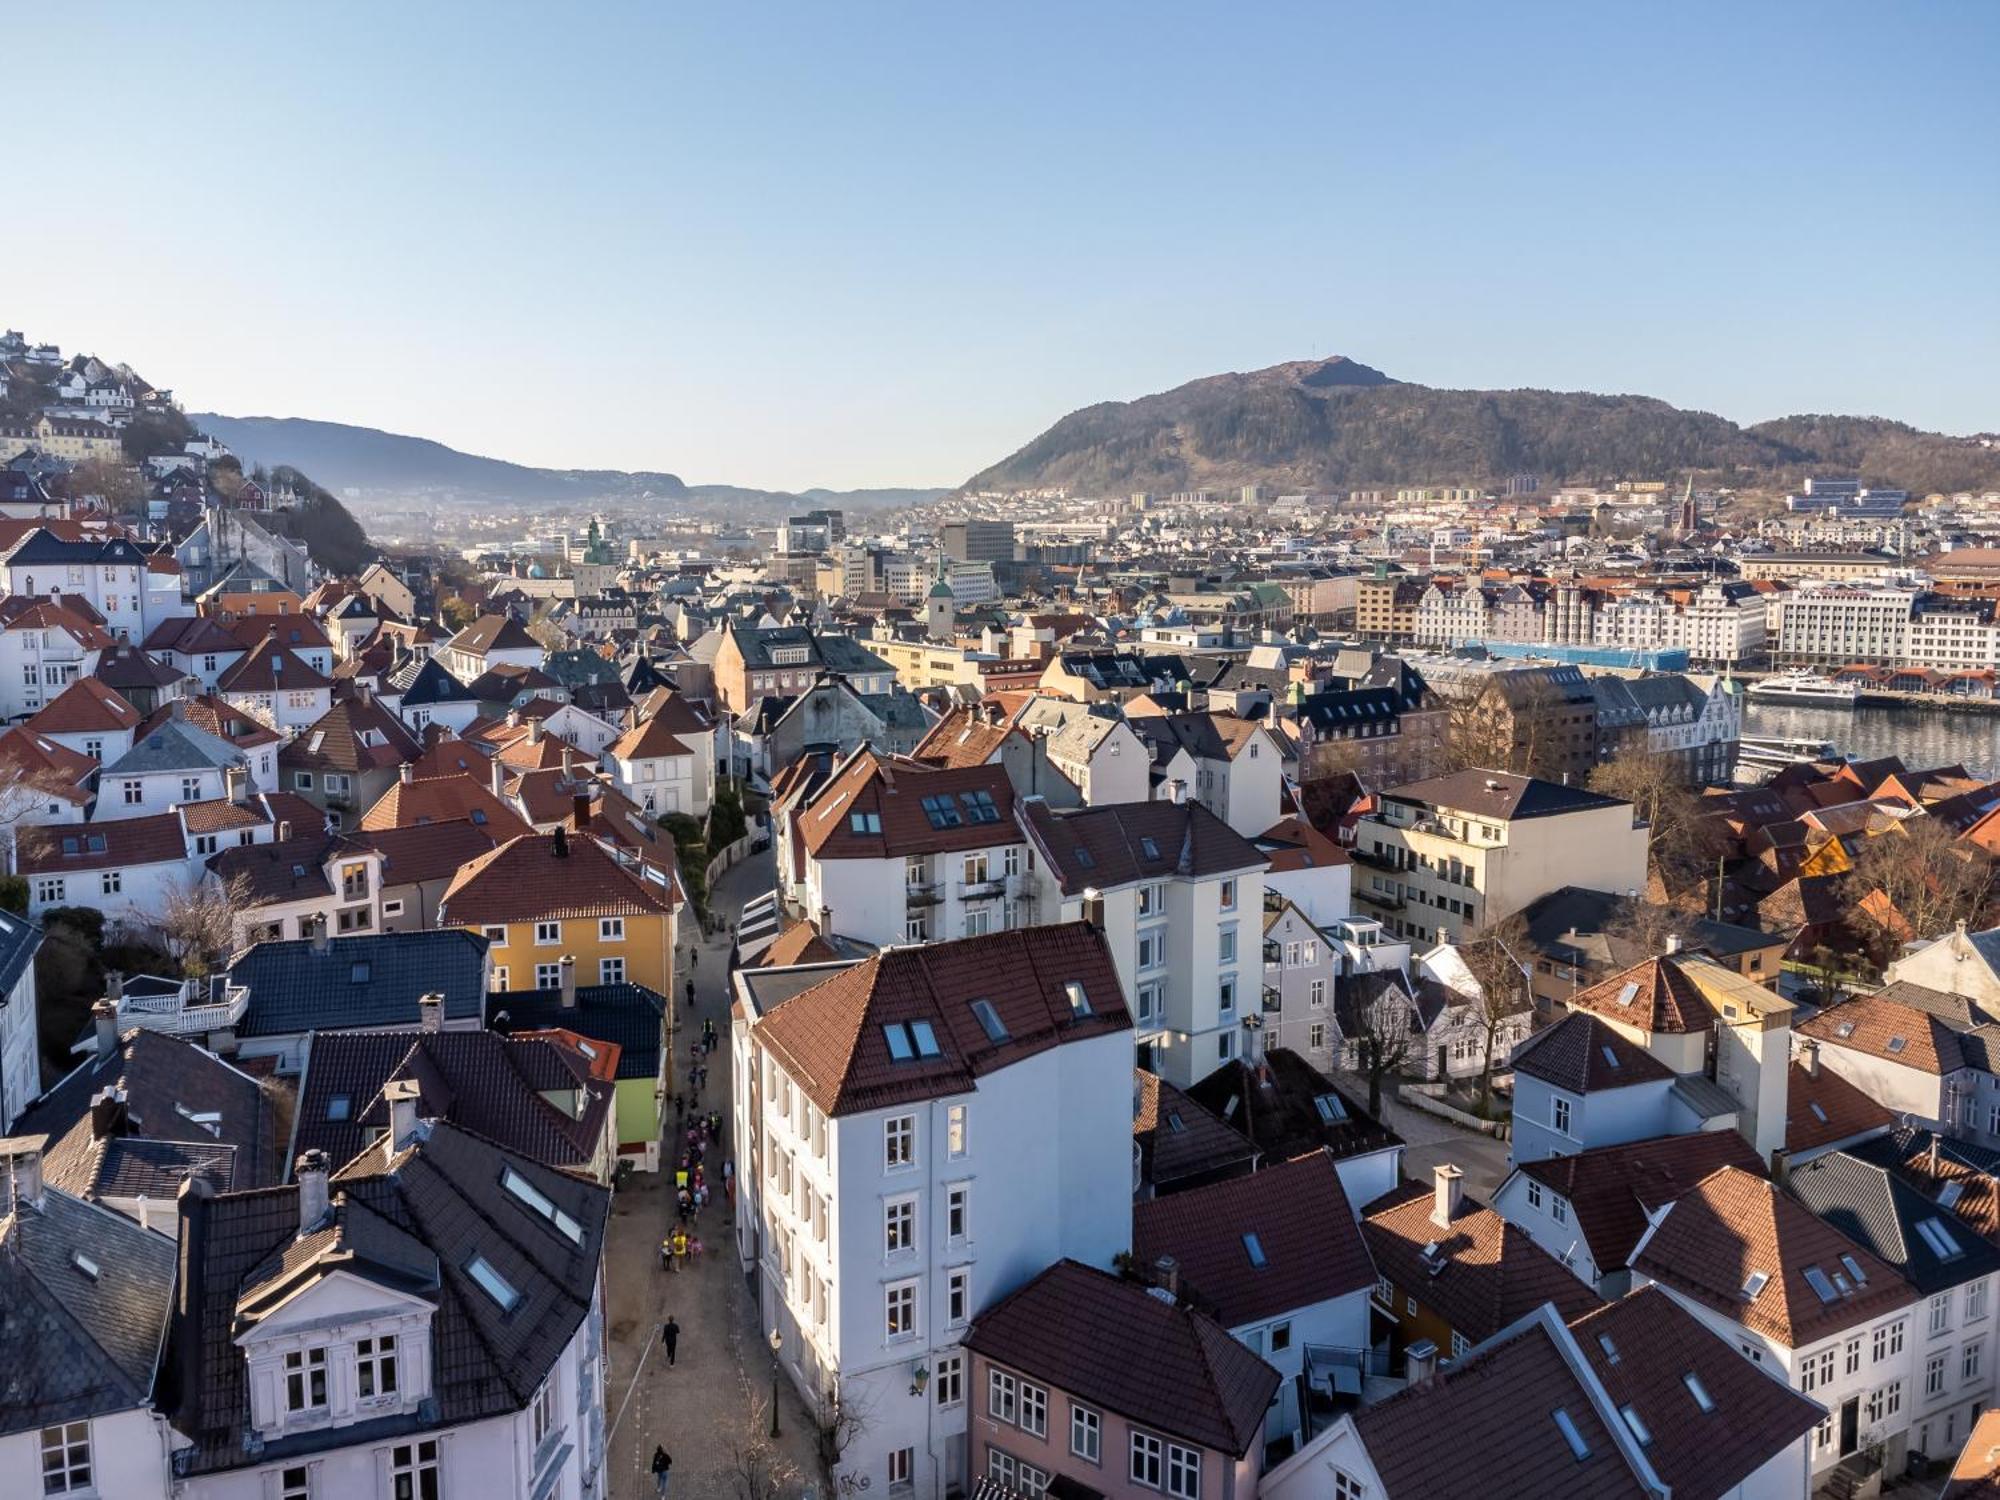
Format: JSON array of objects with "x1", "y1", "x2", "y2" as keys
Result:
[
  {"x1": 651, "y1": 1445, "x2": 673, "y2": 1496},
  {"x1": 671, "y1": 1229, "x2": 689, "y2": 1271},
  {"x1": 662, "y1": 1316, "x2": 680, "y2": 1365},
  {"x1": 690, "y1": 947, "x2": 699, "y2": 970},
  {"x1": 689, "y1": 1233, "x2": 704, "y2": 1262},
  {"x1": 685, "y1": 978, "x2": 696, "y2": 1010}
]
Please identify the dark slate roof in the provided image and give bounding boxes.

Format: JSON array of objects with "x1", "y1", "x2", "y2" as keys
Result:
[
  {"x1": 0, "y1": 1185, "x2": 175, "y2": 1434},
  {"x1": 1181, "y1": 1050, "x2": 1400, "y2": 1164},
  {"x1": 1385, "y1": 768, "x2": 1626, "y2": 822},
  {"x1": 1132, "y1": 1069, "x2": 1257, "y2": 1192},
  {"x1": 1509, "y1": 1011, "x2": 1674, "y2": 1093},
  {"x1": 12, "y1": 1027, "x2": 283, "y2": 1203},
  {"x1": 0, "y1": 909, "x2": 42, "y2": 1015},
  {"x1": 160, "y1": 1122, "x2": 609, "y2": 1476},
  {"x1": 295, "y1": 1028, "x2": 612, "y2": 1173},
  {"x1": 103, "y1": 717, "x2": 245, "y2": 776},
  {"x1": 488, "y1": 984, "x2": 668, "y2": 1080},
  {"x1": 394, "y1": 655, "x2": 481, "y2": 706},
  {"x1": 227, "y1": 931, "x2": 489, "y2": 1037},
  {"x1": 1788, "y1": 1149, "x2": 2000, "y2": 1294},
  {"x1": 1021, "y1": 798, "x2": 1266, "y2": 896},
  {"x1": 964, "y1": 1259, "x2": 1280, "y2": 1457}
]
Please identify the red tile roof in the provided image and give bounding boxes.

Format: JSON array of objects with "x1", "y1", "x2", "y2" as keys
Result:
[
  {"x1": 1362, "y1": 1179, "x2": 1601, "y2": 1342},
  {"x1": 0, "y1": 726, "x2": 95, "y2": 803},
  {"x1": 1630, "y1": 1165, "x2": 1914, "y2": 1346},
  {"x1": 1797, "y1": 987, "x2": 1967, "y2": 1075},
  {"x1": 1133, "y1": 1151, "x2": 1373, "y2": 1328},
  {"x1": 755, "y1": 922, "x2": 841, "y2": 969},
  {"x1": 964, "y1": 1259, "x2": 1279, "y2": 1458},
  {"x1": 349, "y1": 820, "x2": 503, "y2": 887},
  {"x1": 797, "y1": 748, "x2": 1019, "y2": 860},
  {"x1": 1517, "y1": 1131, "x2": 1766, "y2": 1277},
  {"x1": 1566, "y1": 956, "x2": 1716, "y2": 1035},
  {"x1": 439, "y1": 829, "x2": 679, "y2": 925},
  {"x1": 910, "y1": 706, "x2": 1018, "y2": 769},
  {"x1": 215, "y1": 635, "x2": 333, "y2": 694},
  {"x1": 1787, "y1": 1058, "x2": 1896, "y2": 1155},
  {"x1": 26, "y1": 676, "x2": 140, "y2": 734},
  {"x1": 17, "y1": 811, "x2": 186, "y2": 874},
  {"x1": 360, "y1": 772, "x2": 533, "y2": 839},
  {"x1": 753, "y1": 923, "x2": 1129, "y2": 1117},
  {"x1": 1131, "y1": 1069, "x2": 1256, "y2": 1190}
]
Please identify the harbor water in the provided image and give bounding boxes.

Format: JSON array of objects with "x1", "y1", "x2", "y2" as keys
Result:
[{"x1": 1744, "y1": 701, "x2": 2000, "y2": 779}]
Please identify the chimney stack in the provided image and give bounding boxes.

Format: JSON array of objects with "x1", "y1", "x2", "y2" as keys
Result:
[
  {"x1": 384, "y1": 1078, "x2": 422, "y2": 1155},
  {"x1": 573, "y1": 791, "x2": 591, "y2": 830},
  {"x1": 400, "y1": 761, "x2": 415, "y2": 785},
  {"x1": 310, "y1": 922, "x2": 330, "y2": 955},
  {"x1": 1665, "y1": 932, "x2": 1682, "y2": 955},
  {"x1": 552, "y1": 825, "x2": 570, "y2": 859},
  {"x1": 417, "y1": 991, "x2": 444, "y2": 1034},
  {"x1": 91, "y1": 999, "x2": 118, "y2": 1061},
  {"x1": 490, "y1": 754, "x2": 507, "y2": 799},
  {"x1": 89, "y1": 1085, "x2": 128, "y2": 1140},
  {"x1": 527, "y1": 719, "x2": 544, "y2": 745},
  {"x1": 1154, "y1": 1255, "x2": 1179, "y2": 1298},
  {"x1": 224, "y1": 763, "x2": 248, "y2": 804},
  {"x1": 1406, "y1": 1338, "x2": 1440, "y2": 1386},
  {"x1": 1, "y1": 1133, "x2": 48, "y2": 1213},
  {"x1": 295, "y1": 1150, "x2": 331, "y2": 1236},
  {"x1": 560, "y1": 954, "x2": 578, "y2": 1009},
  {"x1": 1431, "y1": 1163, "x2": 1463, "y2": 1229},
  {"x1": 104, "y1": 970, "x2": 124, "y2": 1004},
  {"x1": 1803, "y1": 1038, "x2": 1820, "y2": 1079}
]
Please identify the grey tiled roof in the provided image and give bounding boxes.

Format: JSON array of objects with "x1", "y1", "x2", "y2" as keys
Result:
[
  {"x1": 0, "y1": 909, "x2": 42, "y2": 1016},
  {"x1": 162, "y1": 1122, "x2": 609, "y2": 1476},
  {"x1": 1789, "y1": 1148, "x2": 2000, "y2": 1294},
  {"x1": 0, "y1": 1186, "x2": 174, "y2": 1434},
  {"x1": 227, "y1": 930, "x2": 489, "y2": 1037},
  {"x1": 490, "y1": 983, "x2": 667, "y2": 1080},
  {"x1": 102, "y1": 717, "x2": 245, "y2": 776}
]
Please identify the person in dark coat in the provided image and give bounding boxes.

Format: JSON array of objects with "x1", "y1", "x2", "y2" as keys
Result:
[{"x1": 651, "y1": 1444, "x2": 673, "y2": 1495}]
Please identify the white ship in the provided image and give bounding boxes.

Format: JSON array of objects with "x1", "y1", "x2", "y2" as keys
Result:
[{"x1": 1746, "y1": 671, "x2": 1862, "y2": 708}]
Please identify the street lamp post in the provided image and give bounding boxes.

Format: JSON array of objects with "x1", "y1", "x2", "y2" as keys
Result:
[{"x1": 768, "y1": 1329, "x2": 783, "y2": 1439}]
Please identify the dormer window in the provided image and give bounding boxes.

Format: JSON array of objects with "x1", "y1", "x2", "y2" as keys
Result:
[
  {"x1": 285, "y1": 1347, "x2": 329, "y2": 1413},
  {"x1": 356, "y1": 1335, "x2": 399, "y2": 1401}
]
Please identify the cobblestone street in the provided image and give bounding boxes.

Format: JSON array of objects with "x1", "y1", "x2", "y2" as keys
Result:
[{"x1": 602, "y1": 844, "x2": 825, "y2": 1499}]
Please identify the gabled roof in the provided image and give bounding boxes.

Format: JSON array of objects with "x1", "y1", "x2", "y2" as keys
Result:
[
  {"x1": 294, "y1": 1027, "x2": 613, "y2": 1174},
  {"x1": 1787, "y1": 1058, "x2": 1895, "y2": 1156},
  {"x1": 1021, "y1": 797, "x2": 1266, "y2": 895},
  {"x1": 348, "y1": 820, "x2": 503, "y2": 888},
  {"x1": 103, "y1": 716, "x2": 246, "y2": 777},
  {"x1": 1133, "y1": 1151, "x2": 1373, "y2": 1327},
  {"x1": 1384, "y1": 768, "x2": 1626, "y2": 822},
  {"x1": 1362, "y1": 1180, "x2": 1601, "y2": 1342},
  {"x1": 0, "y1": 1184, "x2": 174, "y2": 1433},
  {"x1": 752, "y1": 924, "x2": 1130, "y2": 1117},
  {"x1": 25, "y1": 675, "x2": 141, "y2": 735},
  {"x1": 360, "y1": 771, "x2": 533, "y2": 838},
  {"x1": 1131, "y1": 1068, "x2": 1256, "y2": 1191},
  {"x1": 1516, "y1": 1131, "x2": 1766, "y2": 1276},
  {"x1": 911, "y1": 705, "x2": 1019, "y2": 769},
  {"x1": 447, "y1": 612, "x2": 541, "y2": 656},
  {"x1": 280, "y1": 696, "x2": 421, "y2": 774},
  {"x1": 963, "y1": 1259, "x2": 1279, "y2": 1457},
  {"x1": 1797, "y1": 987, "x2": 1970, "y2": 1075},
  {"x1": 17, "y1": 811, "x2": 187, "y2": 874},
  {"x1": 1788, "y1": 1149, "x2": 2000, "y2": 1294},
  {"x1": 1509, "y1": 1011, "x2": 1674, "y2": 1093},
  {"x1": 1569, "y1": 1288, "x2": 1824, "y2": 1500},
  {"x1": 797, "y1": 748, "x2": 1019, "y2": 861},
  {"x1": 1631, "y1": 1165, "x2": 1914, "y2": 1346},
  {"x1": 214, "y1": 634, "x2": 333, "y2": 693},
  {"x1": 1344, "y1": 1305, "x2": 1651, "y2": 1500},
  {"x1": 439, "y1": 830, "x2": 679, "y2": 924},
  {"x1": 161, "y1": 1122, "x2": 609, "y2": 1476},
  {"x1": 0, "y1": 726, "x2": 95, "y2": 803},
  {"x1": 487, "y1": 983, "x2": 668, "y2": 1081},
  {"x1": 391, "y1": 655, "x2": 481, "y2": 705},
  {"x1": 226, "y1": 930, "x2": 490, "y2": 1037}
]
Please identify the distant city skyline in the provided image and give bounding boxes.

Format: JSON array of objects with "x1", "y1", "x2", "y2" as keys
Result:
[{"x1": 10, "y1": 2, "x2": 1997, "y2": 491}]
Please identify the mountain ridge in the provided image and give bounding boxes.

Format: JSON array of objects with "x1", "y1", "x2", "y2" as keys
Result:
[
  {"x1": 959, "y1": 358, "x2": 2000, "y2": 497},
  {"x1": 192, "y1": 413, "x2": 950, "y2": 513}
]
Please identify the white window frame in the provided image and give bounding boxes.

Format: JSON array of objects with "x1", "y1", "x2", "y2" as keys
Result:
[
  {"x1": 599, "y1": 916, "x2": 625, "y2": 941},
  {"x1": 598, "y1": 956, "x2": 626, "y2": 986},
  {"x1": 534, "y1": 919, "x2": 561, "y2": 945},
  {"x1": 885, "y1": 1279, "x2": 918, "y2": 1341},
  {"x1": 1071, "y1": 1402, "x2": 1101, "y2": 1462},
  {"x1": 885, "y1": 1114, "x2": 915, "y2": 1171},
  {"x1": 1131, "y1": 1430, "x2": 1164, "y2": 1489},
  {"x1": 39, "y1": 1421, "x2": 92, "y2": 1495},
  {"x1": 884, "y1": 1195, "x2": 917, "y2": 1256},
  {"x1": 356, "y1": 1334, "x2": 399, "y2": 1403}
]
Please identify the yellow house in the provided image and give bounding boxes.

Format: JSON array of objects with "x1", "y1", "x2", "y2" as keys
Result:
[{"x1": 437, "y1": 826, "x2": 680, "y2": 994}]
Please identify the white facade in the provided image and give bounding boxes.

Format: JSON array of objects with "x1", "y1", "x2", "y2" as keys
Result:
[
  {"x1": 0, "y1": 950, "x2": 37, "y2": 1130},
  {"x1": 0, "y1": 1405, "x2": 173, "y2": 1500},
  {"x1": 808, "y1": 836, "x2": 1031, "y2": 951},
  {"x1": 0, "y1": 621, "x2": 97, "y2": 719}
]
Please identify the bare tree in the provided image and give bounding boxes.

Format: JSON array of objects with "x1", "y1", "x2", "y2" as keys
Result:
[
  {"x1": 1348, "y1": 987, "x2": 1414, "y2": 1117},
  {"x1": 1456, "y1": 913, "x2": 1535, "y2": 1111},
  {"x1": 1850, "y1": 817, "x2": 1995, "y2": 961},
  {"x1": 150, "y1": 874, "x2": 253, "y2": 975},
  {"x1": 807, "y1": 1379, "x2": 872, "y2": 1496},
  {"x1": 727, "y1": 1424, "x2": 802, "y2": 1500},
  {"x1": 1588, "y1": 747, "x2": 1718, "y2": 899}
]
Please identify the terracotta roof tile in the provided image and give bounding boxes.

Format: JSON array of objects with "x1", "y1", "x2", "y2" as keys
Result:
[
  {"x1": 25, "y1": 676, "x2": 140, "y2": 734},
  {"x1": 1131, "y1": 1069, "x2": 1256, "y2": 1191},
  {"x1": 1566, "y1": 956, "x2": 1716, "y2": 1035},
  {"x1": 360, "y1": 771, "x2": 533, "y2": 838},
  {"x1": 798, "y1": 748, "x2": 1020, "y2": 860},
  {"x1": 1630, "y1": 1165, "x2": 1914, "y2": 1346},
  {"x1": 1787, "y1": 1058, "x2": 1896, "y2": 1155},
  {"x1": 439, "y1": 829, "x2": 679, "y2": 925},
  {"x1": 964, "y1": 1260, "x2": 1279, "y2": 1457},
  {"x1": 1362, "y1": 1180, "x2": 1602, "y2": 1342},
  {"x1": 1022, "y1": 798, "x2": 1265, "y2": 895},
  {"x1": 1797, "y1": 987, "x2": 1965, "y2": 1075},
  {"x1": 1518, "y1": 1131, "x2": 1766, "y2": 1276},
  {"x1": 1133, "y1": 1152, "x2": 1373, "y2": 1327},
  {"x1": 1509, "y1": 1011, "x2": 1675, "y2": 1093}
]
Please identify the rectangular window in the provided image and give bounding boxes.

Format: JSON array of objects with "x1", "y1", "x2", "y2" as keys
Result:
[
  {"x1": 280, "y1": 1465, "x2": 312, "y2": 1500},
  {"x1": 1020, "y1": 1381, "x2": 1049, "y2": 1438},
  {"x1": 1308, "y1": 1021, "x2": 1327, "y2": 1049},
  {"x1": 535, "y1": 920, "x2": 561, "y2": 944},
  {"x1": 390, "y1": 1438, "x2": 440, "y2": 1500},
  {"x1": 33, "y1": 877, "x2": 62, "y2": 906},
  {"x1": 122, "y1": 778, "x2": 143, "y2": 804},
  {"x1": 947, "y1": 1183, "x2": 968, "y2": 1240},
  {"x1": 1219, "y1": 878, "x2": 1237, "y2": 910},
  {"x1": 39, "y1": 1422, "x2": 91, "y2": 1495},
  {"x1": 1071, "y1": 1402, "x2": 1102, "y2": 1462},
  {"x1": 1218, "y1": 977, "x2": 1236, "y2": 1015},
  {"x1": 1846, "y1": 1337, "x2": 1862, "y2": 1375},
  {"x1": 1930, "y1": 1352, "x2": 1950, "y2": 1396},
  {"x1": 1131, "y1": 1431, "x2": 1164, "y2": 1488},
  {"x1": 947, "y1": 1104, "x2": 968, "y2": 1158},
  {"x1": 598, "y1": 956, "x2": 626, "y2": 985},
  {"x1": 1552, "y1": 1096, "x2": 1572, "y2": 1135},
  {"x1": 888, "y1": 1446, "x2": 914, "y2": 1492},
  {"x1": 1527, "y1": 1180, "x2": 1544, "y2": 1210},
  {"x1": 885, "y1": 1197, "x2": 916, "y2": 1255},
  {"x1": 284, "y1": 1347, "x2": 328, "y2": 1412},
  {"x1": 599, "y1": 917, "x2": 625, "y2": 941},
  {"x1": 1217, "y1": 1029, "x2": 1237, "y2": 1062},
  {"x1": 357, "y1": 1335, "x2": 399, "y2": 1400},
  {"x1": 885, "y1": 1114, "x2": 915, "y2": 1170},
  {"x1": 990, "y1": 1369, "x2": 1019, "y2": 1424},
  {"x1": 886, "y1": 1280, "x2": 917, "y2": 1339},
  {"x1": 1970, "y1": 1281, "x2": 1990, "y2": 1322},
  {"x1": 1218, "y1": 925, "x2": 1237, "y2": 963},
  {"x1": 1309, "y1": 978, "x2": 1325, "y2": 1006},
  {"x1": 935, "y1": 1352, "x2": 963, "y2": 1407},
  {"x1": 100, "y1": 870, "x2": 121, "y2": 896},
  {"x1": 493, "y1": 967, "x2": 509, "y2": 992},
  {"x1": 1166, "y1": 1442, "x2": 1201, "y2": 1498},
  {"x1": 1932, "y1": 1291, "x2": 1953, "y2": 1336},
  {"x1": 948, "y1": 1266, "x2": 970, "y2": 1325},
  {"x1": 1966, "y1": 1338, "x2": 1984, "y2": 1383},
  {"x1": 536, "y1": 962, "x2": 562, "y2": 989}
]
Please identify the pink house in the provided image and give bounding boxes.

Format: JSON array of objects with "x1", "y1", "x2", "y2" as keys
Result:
[{"x1": 964, "y1": 1259, "x2": 1278, "y2": 1499}]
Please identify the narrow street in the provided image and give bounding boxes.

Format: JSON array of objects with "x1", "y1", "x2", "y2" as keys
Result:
[{"x1": 602, "y1": 844, "x2": 825, "y2": 1499}]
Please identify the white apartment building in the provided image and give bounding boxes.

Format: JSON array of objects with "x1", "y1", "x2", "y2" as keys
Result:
[
  {"x1": 1595, "y1": 581, "x2": 1770, "y2": 665},
  {"x1": 789, "y1": 749, "x2": 1029, "y2": 948},
  {"x1": 731, "y1": 925, "x2": 1134, "y2": 1499},
  {"x1": 1770, "y1": 586, "x2": 1919, "y2": 667},
  {"x1": 1019, "y1": 796, "x2": 1267, "y2": 1086}
]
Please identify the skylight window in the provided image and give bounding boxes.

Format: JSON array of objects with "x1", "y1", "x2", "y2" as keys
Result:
[
  {"x1": 1601, "y1": 1046, "x2": 1620, "y2": 1069},
  {"x1": 1243, "y1": 1232, "x2": 1267, "y2": 1268},
  {"x1": 919, "y1": 794, "x2": 963, "y2": 830},
  {"x1": 1917, "y1": 1216, "x2": 1964, "y2": 1261},
  {"x1": 1597, "y1": 1334, "x2": 1619, "y2": 1364},
  {"x1": 1741, "y1": 1270, "x2": 1770, "y2": 1300},
  {"x1": 884, "y1": 1024, "x2": 915, "y2": 1062},
  {"x1": 1887, "y1": 1036, "x2": 1908, "y2": 1054},
  {"x1": 1684, "y1": 1373, "x2": 1715, "y2": 1412},
  {"x1": 1620, "y1": 1405, "x2": 1651, "y2": 1446},
  {"x1": 908, "y1": 1020, "x2": 941, "y2": 1057},
  {"x1": 502, "y1": 1166, "x2": 583, "y2": 1244},
  {"x1": 969, "y1": 999, "x2": 1009, "y2": 1044},
  {"x1": 1313, "y1": 1093, "x2": 1348, "y2": 1124},
  {"x1": 1939, "y1": 1182, "x2": 1966, "y2": 1209},
  {"x1": 466, "y1": 1253, "x2": 521, "y2": 1311},
  {"x1": 1551, "y1": 1408, "x2": 1592, "y2": 1462},
  {"x1": 1834, "y1": 1021, "x2": 1856, "y2": 1038},
  {"x1": 327, "y1": 1095, "x2": 352, "y2": 1121},
  {"x1": 1166, "y1": 1111, "x2": 1186, "y2": 1133},
  {"x1": 1809, "y1": 1101, "x2": 1829, "y2": 1123},
  {"x1": 848, "y1": 811, "x2": 882, "y2": 835},
  {"x1": 1840, "y1": 1254, "x2": 1868, "y2": 1286},
  {"x1": 350, "y1": 963, "x2": 371, "y2": 984},
  {"x1": 1064, "y1": 981, "x2": 1091, "y2": 1018},
  {"x1": 1613, "y1": 981, "x2": 1640, "y2": 1008},
  {"x1": 1139, "y1": 836, "x2": 1161, "y2": 860},
  {"x1": 1072, "y1": 845, "x2": 1094, "y2": 868},
  {"x1": 72, "y1": 1251, "x2": 99, "y2": 1281},
  {"x1": 1802, "y1": 1266, "x2": 1838, "y2": 1304},
  {"x1": 959, "y1": 789, "x2": 1000, "y2": 824}
]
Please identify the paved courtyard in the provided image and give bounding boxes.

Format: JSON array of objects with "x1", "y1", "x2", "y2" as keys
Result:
[
  {"x1": 601, "y1": 845, "x2": 825, "y2": 1500},
  {"x1": 1330, "y1": 1069, "x2": 1514, "y2": 1204}
]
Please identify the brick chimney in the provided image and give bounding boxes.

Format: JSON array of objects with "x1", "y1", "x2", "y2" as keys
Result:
[
  {"x1": 91, "y1": 999, "x2": 118, "y2": 1061},
  {"x1": 1154, "y1": 1255, "x2": 1179, "y2": 1297},
  {"x1": 89, "y1": 1085, "x2": 129, "y2": 1140},
  {"x1": 417, "y1": 991, "x2": 444, "y2": 1034}
]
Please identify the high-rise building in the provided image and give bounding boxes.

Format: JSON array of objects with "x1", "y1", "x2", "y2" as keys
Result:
[{"x1": 941, "y1": 518, "x2": 1015, "y2": 564}]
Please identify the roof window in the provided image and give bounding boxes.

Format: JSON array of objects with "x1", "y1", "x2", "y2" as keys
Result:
[
  {"x1": 1071, "y1": 844, "x2": 1094, "y2": 869},
  {"x1": 71, "y1": 1251, "x2": 99, "y2": 1281},
  {"x1": 327, "y1": 1094, "x2": 351, "y2": 1121},
  {"x1": 1064, "y1": 981, "x2": 1091, "y2": 1018},
  {"x1": 1551, "y1": 1407, "x2": 1592, "y2": 1462},
  {"x1": 848, "y1": 811, "x2": 882, "y2": 835},
  {"x1": 1939, "y1": 1181, "x2": 1966, "y2": 1209},
  {"x1": 1802, "y1": 1265, "x2": 1838, "y2": 1303},
  {"x1": 1741, "y1": 1269, "x2": 1769, "y2": 1300},
  {"x1": 1243, "y1": 1232, "x2": 1267, "y2": 1268},
  {"x1": 1840, "y1": 1253, "x2": 1868, "y2": 1286},
  {"x1": 350, "y1": 963, "x2": 371, "y2": 984},
  {"x1": 1834, "y1": 1021, "x2": 1856, "y2": 1038},
  {"x1": 1597, "y1": 1334, "x2": 1619, "y2": 1364},
  {"x1": 1313, "y1": 1093, "x2": 1348, "y2": 1124},
  {"x1": 1683, "y1": 1372, "x2": 1715, "y2": 1412},
  {"x1": 919, "y1": 794, "x2": 963, "y2": 830},
  {"x1": 969, "y1": 999, "x2": 1009, "y2": 1045},
  {"x1": 1139, "y1": 836, "x2": 1161, "y2": 860},
  {"x1": 1601, "y1": 1046, "x2": 1620, "y2": 1069},
  {"x1": 501, "y1": 1165, "x2": 583, "y2": 1244},
  {"x1": 882, "y1": 1020, "x2": 942, "y2": 1060},
  {"x1": 466, "y1": 1252, "x2": 521, "y2": 1311},
  {"x1": 1613, "y1": 981, "x2": 1639, "y2": 1008},
  {"x1": 1809, "y1": 1101, "x2": 1828, "y2": 1123},
  {"x1": 1916, "y1": 1216, "x2": 1964, "y2": 1261},
  {"x1": 1620, "y1": 1405, "x2": 1651, "y2": 1447}
]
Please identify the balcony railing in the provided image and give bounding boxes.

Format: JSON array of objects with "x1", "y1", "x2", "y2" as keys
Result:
[
  {"x1": 1263, "y1": 986, "x2": 1283, "y2": 1014},
  {"x1": 961, "y1": 878, "x2": 1007, "y2": 900},
  {"x1": 118, "y1": 983, "x2": 250, "y2": 1036},
  {"x1": 905, "y1": 883, "x2": 941, "y2": 908}
]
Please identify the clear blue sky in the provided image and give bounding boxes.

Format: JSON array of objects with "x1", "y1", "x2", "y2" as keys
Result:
[{"x1": 9, "y1": 3, "x2": 1997, "y2": 491}]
